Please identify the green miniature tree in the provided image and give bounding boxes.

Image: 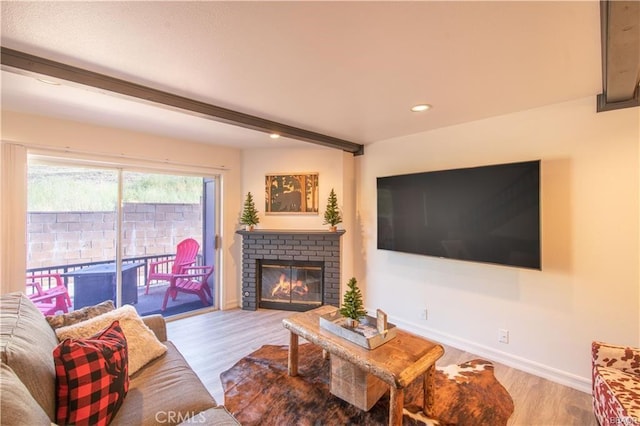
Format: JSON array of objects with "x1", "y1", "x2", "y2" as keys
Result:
[
  {"x1": 323, "y1": 188, "x2": 342, "y2": 229},
  {"x1": 240, "y1": 192, "x2": 260, "y2": 229},
  {"x1": 339, "y1": 277, "x2": 367, "y2": 321}
]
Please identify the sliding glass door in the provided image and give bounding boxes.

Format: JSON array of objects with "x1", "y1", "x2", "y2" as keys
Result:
[{"x1": 25, "y1": 158, "x2": 218, "y2": 317}]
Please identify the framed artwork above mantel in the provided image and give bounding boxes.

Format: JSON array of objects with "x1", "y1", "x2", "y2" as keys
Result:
[{"x1": 265, "y1": 173, "x2": 319, "y2": 214}]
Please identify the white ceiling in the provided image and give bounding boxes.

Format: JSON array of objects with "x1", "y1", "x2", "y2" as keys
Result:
[{"x1": 0, "y1": 1, "x2": 602, "y2": 151}]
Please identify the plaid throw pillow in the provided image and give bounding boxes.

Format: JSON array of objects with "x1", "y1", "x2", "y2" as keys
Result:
[{"x1": 53, "y1": 320, "x2": 129, "y2": 426}]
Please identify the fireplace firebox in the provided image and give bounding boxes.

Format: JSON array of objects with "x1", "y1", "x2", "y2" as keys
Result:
[
  {"x1": 259, "y1": 260, "x2": 323, "y2": 311},
  {"x1": 236, "y1": 229, "x2": 345, "y2": 311}
]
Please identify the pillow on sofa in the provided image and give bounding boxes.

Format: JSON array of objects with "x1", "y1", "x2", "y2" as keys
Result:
[
  {"x1": 55, "y1": 304, "x2": 167, "y2": 375},
  {"x1": 54, "y1": 321, "x2": 129, "y2": 426},
  {"x1": 47, "y1": 300, "x2": 115, "y2": 329}
]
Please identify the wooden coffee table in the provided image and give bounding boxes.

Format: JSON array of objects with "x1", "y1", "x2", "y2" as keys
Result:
[{"x1": 282, "y1": 306, "x2": 444, "y2": 426}]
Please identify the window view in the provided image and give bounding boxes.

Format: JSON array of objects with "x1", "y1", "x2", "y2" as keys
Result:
[{"x1": 25, "y1": 161, "x2": 215, "y2": 318}]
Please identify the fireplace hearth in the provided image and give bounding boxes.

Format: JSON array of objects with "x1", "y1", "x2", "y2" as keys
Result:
[{"x1": 237, "y1": 229, "x2": 345, "y2": 311}]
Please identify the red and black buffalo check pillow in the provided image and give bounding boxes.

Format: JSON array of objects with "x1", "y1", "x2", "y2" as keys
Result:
[{"x1": 53, "y1": 320, "x2": 129, "y2": 426}]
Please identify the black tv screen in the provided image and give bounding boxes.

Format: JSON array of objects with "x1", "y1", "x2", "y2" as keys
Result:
[{"x1": 377, "y1": 160, "x2": 541, "y2": 270}]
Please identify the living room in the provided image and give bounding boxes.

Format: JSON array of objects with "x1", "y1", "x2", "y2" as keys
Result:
[{"x1": 1, "y1": 2, "x2": 639, "y2": 425}]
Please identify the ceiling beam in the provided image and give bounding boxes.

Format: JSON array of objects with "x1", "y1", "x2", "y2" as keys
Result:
[
  {"x1": 1, "y1": 47, "x2": 365, "y2": 155},
  {"x1": 597, "y1": 0, "x2": 640, "y2": 112}
]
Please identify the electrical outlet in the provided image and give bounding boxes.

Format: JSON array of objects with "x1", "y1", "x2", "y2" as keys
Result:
[
  {"x1": 498, "y1": 328, "x2": 509, "y2": 344},
  {"x1": 419, "y1": 308, "x2": 428, "y2": 320}
]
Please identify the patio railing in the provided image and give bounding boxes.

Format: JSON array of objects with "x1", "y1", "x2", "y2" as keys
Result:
[{"x1": 25, "y1": 254, "x2": 203, "y2": 293}]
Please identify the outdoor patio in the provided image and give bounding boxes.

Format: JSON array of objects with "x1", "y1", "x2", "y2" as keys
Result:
[
  {"x1": 134, "y1": 283, "x2": 213, "y2": 317},
  {"x1": 26, "y1": 255, "x2": 214, "y2": 318}
]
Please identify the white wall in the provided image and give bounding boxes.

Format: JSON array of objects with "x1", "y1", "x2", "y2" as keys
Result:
[
  {"x1": 240, "y1": 148, "x2": 356, "y2": 289},
  {"x1": 1, "y1": 111, "x2": 243, "y2": 310},
  {"x1": 357, "y1": 96, "x2": 640, "y2": 392},
  {"x1": 4, "y1": 97, "x2": 638, "y2": 392}
]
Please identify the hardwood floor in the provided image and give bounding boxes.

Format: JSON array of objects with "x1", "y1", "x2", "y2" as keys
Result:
[{"x1": 166, "y1": 308, "x2": 596, "y2": 426}]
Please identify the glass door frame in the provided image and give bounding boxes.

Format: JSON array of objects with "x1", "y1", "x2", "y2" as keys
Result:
[{"x1": 26, "y1": 154, "x2": 222, "y2": 313}]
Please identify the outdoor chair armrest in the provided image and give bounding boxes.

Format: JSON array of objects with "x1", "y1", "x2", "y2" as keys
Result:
[
  {"x1": 169, "y1": 266, "x2": 214, "y2": 286},
  {"x1": 149, "y1": 258, "x2": 173, "y2": 270},
  {"x1": 26, "y1": 273, "x2": 64, "y2": 287},
  {"x1": 142, "y1": 314, "x2": 167, "y2": 342},
  {"x1": 26, "y1": 291, "x2": 55, "y2": 304},
  {"x1": 173, "y1": 260, "x2": 197, "y2": 270},
  {"x1": 172, "y1": 265, "x2": 213, "y2": 279}
]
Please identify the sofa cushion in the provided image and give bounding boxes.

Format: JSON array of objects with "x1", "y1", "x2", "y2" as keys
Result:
[
  {"x1": 55, "y1": 305, "x2": 167, "y2": 375},
  {"x1": 0, "y1": 363, "x2": 51, "y2": 426},
  {"x1": 0, "y1": 292, "x2": 58, "y2": 420},
  {"x1": 46, "y1": 299, "x2": 115, "y2": 330},
  {"x1": 54, "y1": 321, "x2": 129, "y2": 426},
  {"x1": 110, "y1": 342, "x2": 217, "y2": 426}
]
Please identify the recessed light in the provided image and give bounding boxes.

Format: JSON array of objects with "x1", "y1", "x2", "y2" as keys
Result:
[
  {"x1": 269, "y1": 133, "x2": 280, "y2": 139},
  {"x1": 411, "y1": 104, "x2": 431, "y2": 112}
]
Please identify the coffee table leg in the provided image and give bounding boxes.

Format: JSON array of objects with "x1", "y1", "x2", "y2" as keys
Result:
[
  {"x1": 388, "y1": 387, "x2": 403, "y2": 426},
  {"x1": 288, "y1": 332, "x2": 299, "y2": 376},
  {"x1": 422, "y1": 365, "x2": 435, "y2": 416}
]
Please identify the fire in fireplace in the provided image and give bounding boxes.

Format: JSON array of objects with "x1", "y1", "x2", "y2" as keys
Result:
[{"x1": 259, "y1": 260, "x2": 323, "y2": 311}]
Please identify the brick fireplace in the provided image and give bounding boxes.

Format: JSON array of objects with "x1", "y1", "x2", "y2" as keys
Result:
[{"x1": 236, "y1": 229, "x2": 345, "y2": 311}]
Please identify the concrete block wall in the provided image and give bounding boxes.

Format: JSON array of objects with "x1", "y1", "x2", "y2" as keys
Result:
[{"x1": 27, "y1": 203, "x2": 202, "y2": 269}]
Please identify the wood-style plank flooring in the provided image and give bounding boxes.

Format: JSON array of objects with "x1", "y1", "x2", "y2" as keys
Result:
[{"x1": 166, "y1": 308, "x2": 596, "y2": 426}]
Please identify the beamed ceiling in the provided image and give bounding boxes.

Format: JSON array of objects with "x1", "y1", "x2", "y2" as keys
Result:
[
  {"x1": 1, "y1": 1, "x2": 638, "y2": 153},
  {"x1": 598, "y1": 0, "x2": 640, "y2": 111}
]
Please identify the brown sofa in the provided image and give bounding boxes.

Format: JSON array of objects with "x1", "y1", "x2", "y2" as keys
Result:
[{"x1": 0, "y1": 292, "x2": 238, "y2": 425}]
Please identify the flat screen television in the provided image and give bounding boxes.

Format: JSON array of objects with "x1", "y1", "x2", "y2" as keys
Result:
[{"x1": 377, "y1": 160, "x2": 541, "y2": 270}]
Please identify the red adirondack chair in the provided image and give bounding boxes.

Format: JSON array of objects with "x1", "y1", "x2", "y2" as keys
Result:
[
  {"x1": 161, "y1": 265, "x2": 213, "y2": 311},
  {"x1": 26, "y1": 273, "x2": 72, "y2": 315},
  {"x1": 145, "y1": 238, "x2": 200, "y2": 295}
]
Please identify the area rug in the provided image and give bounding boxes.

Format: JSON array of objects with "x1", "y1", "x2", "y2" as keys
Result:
[{"x1": 221, "y1": 344, "x2": 514, "y2": 426}]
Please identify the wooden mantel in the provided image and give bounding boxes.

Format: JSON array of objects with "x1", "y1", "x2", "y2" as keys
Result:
[{"x1": 236, "y1": 229, "x2": 346, "y2": 236}]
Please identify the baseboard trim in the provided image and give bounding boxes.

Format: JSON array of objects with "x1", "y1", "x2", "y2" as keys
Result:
[
  {"x1": 222, "y1": 299, "x2": 240, "y2": 310},
  {"x1": 391, "y1": 316, "x2": 592, "y2": 394}
]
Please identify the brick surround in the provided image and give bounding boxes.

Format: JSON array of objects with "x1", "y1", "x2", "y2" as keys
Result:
[{"x1": 236, "y1": 229, "x2": 346, "y2": 310}]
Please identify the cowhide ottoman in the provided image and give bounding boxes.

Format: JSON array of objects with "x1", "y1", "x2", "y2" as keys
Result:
[{"x1": 592, "y1": 341, "x2": 640, "y2": 426}]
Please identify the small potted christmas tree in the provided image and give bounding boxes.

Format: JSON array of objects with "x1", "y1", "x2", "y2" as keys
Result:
[
  {"x1": 339, "y1": 277, "x2": 367, "y2": 328},
  {"x1": 323, "y1": 188, "x2": 342, "y2": 231},
  {"x1": 240, "y1": 192, "x2": 260, "y2": 231}
]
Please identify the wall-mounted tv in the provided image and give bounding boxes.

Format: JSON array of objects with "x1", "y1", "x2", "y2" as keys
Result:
[{"x1": 377, "y1": 160, "x2": 541, "y2": 270}]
